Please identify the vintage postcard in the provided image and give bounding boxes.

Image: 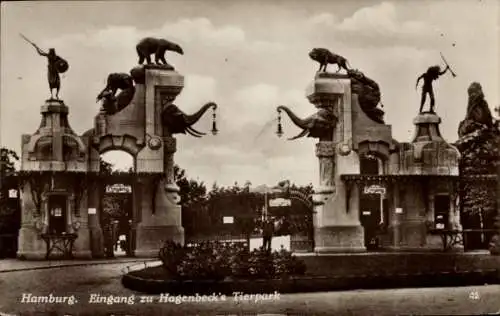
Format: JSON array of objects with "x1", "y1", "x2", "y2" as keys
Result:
[{"x1": 0, "y1": 0, "x2": 499, "y2": 315}]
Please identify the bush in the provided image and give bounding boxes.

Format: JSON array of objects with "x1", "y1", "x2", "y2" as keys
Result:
[
  {"x1": 273, "y1": 246, "x2": 307, "y2": 276},
  {"x1": 158, "y1": 241, "x2": 306, "y2": 280},
  {"x1": 248, "y1": 247, "x2": 275, "y2": 278},
  {"x1": 158, "y1": 241, "x2": 185, "y2": 279}
]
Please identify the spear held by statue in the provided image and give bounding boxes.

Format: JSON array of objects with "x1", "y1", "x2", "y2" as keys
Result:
[
  {"x1": 20, "y1": 33, "x2": 69, "y2": 74},
  {"x1": 20, "y1": 33, "x2": 41, "y2": 51},
  {"x1": 440, "y1": 52, "x2": 457, "y2": 78}
]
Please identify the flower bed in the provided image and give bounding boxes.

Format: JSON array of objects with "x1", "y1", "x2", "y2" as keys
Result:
[
  {"x1": 121, "y1": 242, "x2": 500, "y2": 294},
  {"x1": 158, "y1": 241, "x2": 306, "y2": 281}
]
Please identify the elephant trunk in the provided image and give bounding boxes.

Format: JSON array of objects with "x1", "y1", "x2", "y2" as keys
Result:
[
  {"x1": 277, "y1": 105, "x2": 309, "y2": 130},
  {"x1": 185, "y1": 102, "x2": 217, "y2": 127}
]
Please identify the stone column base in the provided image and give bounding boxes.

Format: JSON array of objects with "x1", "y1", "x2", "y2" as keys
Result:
[
  {"x1": 89, "y1": 227, "x2": 105, "y2": 258},
  {"x1": 17, "y1": 227, "x2": 46, "y2": 260},
  {"x1": 387, "y1": 220, "x2": 427, "y2": 250},
  {"x1": 17, "y1": 251, "x2": 47, "y2": 260},
  {"x1": 134, "y1": 225, "x2": 184, "y2": 258},
  {"x1": 314, "y1": 225, "x2": 365, "y2": 253},
  {"x1": 73, "y1": 228, "x2": 92, "y2": 259},
  {"x1": 73, "y1": 250, "x2": 93, "y2": 259}
]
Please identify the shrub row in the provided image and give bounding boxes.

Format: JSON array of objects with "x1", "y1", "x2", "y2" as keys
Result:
[{"x1": 158, "y1": 241, "x2": 306, "y2": 281}]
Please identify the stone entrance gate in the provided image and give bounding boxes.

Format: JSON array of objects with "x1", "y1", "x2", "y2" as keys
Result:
[{"x1": 17, "y1": 64, "x2": 217, "y2": 260}]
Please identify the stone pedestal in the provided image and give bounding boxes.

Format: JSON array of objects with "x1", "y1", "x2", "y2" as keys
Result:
[
  {"x1": 17, "y1": 229, "x2": 46, "y2": 260},
  {"x1": 309, "y1": 74, "x2": 365, "y2": 253}
]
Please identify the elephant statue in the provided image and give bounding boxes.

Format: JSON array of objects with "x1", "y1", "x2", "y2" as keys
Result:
[
  {"x1": 96, "y1": 73, "x2": 136, "y2": 115},
  {"x1": 161, "y1": 102, "x2": 217, "y2": 137},
  {"x1": 277, "y1": 105, "x2": 336, "y2": 141}
]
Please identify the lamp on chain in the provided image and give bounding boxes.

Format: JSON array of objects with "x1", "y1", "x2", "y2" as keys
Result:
[
  {"x1": 211, "y1": 106, "x2": 218, "y2": 136},
  {"x1": 276, "y1": 109, "x2": 283, "y2": 138}
]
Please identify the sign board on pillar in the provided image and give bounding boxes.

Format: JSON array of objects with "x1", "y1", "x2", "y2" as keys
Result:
[
  {"x1": 223, "y1": 216, "x2": 234, "y2": 224},
  {"x1": 106, "y1": 183, "x2": 132, "y2": 193},
  {"x1": 395, "y1": 208, "x2": 403, "y2": 214},
  {"x1": 8, "y1": 189, "x2": 18, "y2": 198},
  {"x1": 88, "y1": 208, "x2": 97, "y2": 215},
  {"x1": 269, "y1": 198, "x2": 291, "y2": 207},
  {"x1": 364, "y1": 184, "x2": 386, "y2": 195}
]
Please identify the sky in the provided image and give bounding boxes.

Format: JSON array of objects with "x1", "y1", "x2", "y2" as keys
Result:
[{"x1": 1, "y1": 0, "x2": 499, "y2": 187}]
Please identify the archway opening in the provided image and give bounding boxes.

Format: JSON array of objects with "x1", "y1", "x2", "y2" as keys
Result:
[{"x1": 99, "y1": 150, "x2": 135, "y2": 257}]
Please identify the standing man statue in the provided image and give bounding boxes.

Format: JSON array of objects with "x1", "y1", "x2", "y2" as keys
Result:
[
  {"x1": 21, "y1": 34, "x2": 69, "y2": 100},
  {"x1": 416, "y1": 65, "x2": 450, "y2": 113}
]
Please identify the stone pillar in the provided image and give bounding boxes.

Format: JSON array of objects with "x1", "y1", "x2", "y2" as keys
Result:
[
  {"x1": 309, "y1": 74, "x2": 365, "y2": 252},
  {"x1": 386, "y1": 182, "x2": 402, "y2": 248},
  {"x1": 87, "y1": 182, "x2": 104, "y2": 258},
  {"x1": 398, "y1": 181, "x2": 427, "y2": 249},
  {"x1": 449, "y1": 189, "x2": 464, "y2": 251},
  {"x1": 134, "y1": 139, "x2": 184, "y2": 257},
  {"x1": 17, "y1": 180, "x2": 46, "y2": 260},
  {"x1": 134, "y1": 66, "x2": 185, "y2": 257},
  {"x1": 71, "y1": 192, "x2": 92, "y2": 259},
  {"x1": 449, "y1": 190, "x2": 462, "y2": 230}
]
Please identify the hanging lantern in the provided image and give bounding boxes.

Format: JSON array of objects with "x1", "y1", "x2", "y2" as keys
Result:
[
  {"x1": 276, "y1": 109, "x2": 284, "y2": 138},
  {"x1": 211, "y1": 106, "x2": 218, "y2": 135}
]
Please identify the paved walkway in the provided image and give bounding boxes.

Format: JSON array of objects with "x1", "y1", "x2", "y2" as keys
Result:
[{"x1": 0, "y1": 257, "x2": 157, "y2": 273}]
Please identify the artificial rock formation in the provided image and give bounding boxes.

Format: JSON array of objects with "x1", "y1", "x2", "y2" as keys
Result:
[
  {"x1": 348, "y1": 69, "x2": 384, "y2": 124},
  {"x1": 456, "y1": 82, "x2": 499, "y2": 250}
]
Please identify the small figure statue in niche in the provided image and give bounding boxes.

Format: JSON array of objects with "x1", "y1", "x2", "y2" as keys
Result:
[
  {"x1": 416, "y1": 65, "x2": 450, "y2": 113},
  {"x1": 21, "y1": 34, "x2": 69, "y2": 100}
]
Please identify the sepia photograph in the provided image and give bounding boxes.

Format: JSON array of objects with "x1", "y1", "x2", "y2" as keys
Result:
[{"x1": 0, "y1": 0, "x2": 499, "y2": 315}]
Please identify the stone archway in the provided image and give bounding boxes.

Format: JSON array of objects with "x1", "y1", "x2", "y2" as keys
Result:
[
  {"x1": 83, "y1": 66, "x2": 183, "y2": 258},
  {"x1": 286, "y1": 190, "x2": 315, "y2": 252},
  {"x1": 83, "y1": 65, "x2": 216, "y2": 258}
]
